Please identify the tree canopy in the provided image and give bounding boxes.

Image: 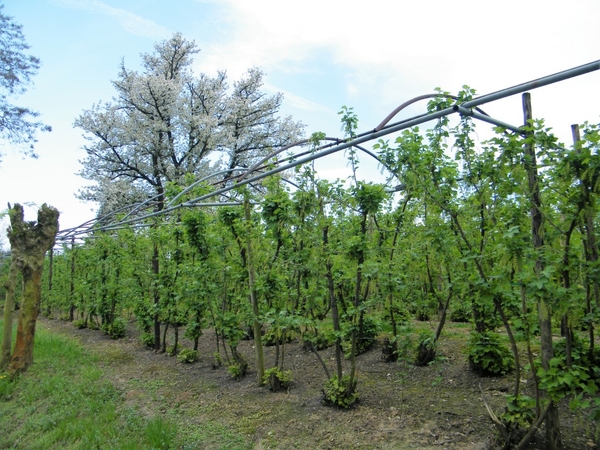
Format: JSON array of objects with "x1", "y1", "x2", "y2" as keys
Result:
[
  {"x1": 0, "y1": 4, "x2": 50, "y2": 158},
  {"x1": 75, "y1": 33, "x2": 304, "y2": 216}
]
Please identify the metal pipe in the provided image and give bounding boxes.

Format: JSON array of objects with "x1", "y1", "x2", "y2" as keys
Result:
[
  {"x1": 462, "y1": 60, "x2": 600, "y2": 109},
  {"x1": 59, "y1": 60, "x2": 600, "y2": 236},
  {"x1": 375, "y1": 94, "x2": 490, "y2": 131},
  {"x1": 184, "y1": 107, "x2": 456, "y2": 206},
  {"x1": 167, "y1": 168, "x2": 249, "y2": 207},
  {"x1": 454, "y1": 106, "x2": 524, "y2": 134}
]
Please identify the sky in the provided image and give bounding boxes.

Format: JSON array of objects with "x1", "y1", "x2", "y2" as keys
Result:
[{"x1": 0, "y1": 0, "x2": 599, "y2": 246}]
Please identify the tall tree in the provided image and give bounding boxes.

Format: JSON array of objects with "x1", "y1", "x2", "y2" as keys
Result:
[
  {"x1": 0, "y1": 4, "x2": 50, "y2": 158},
  {"x1": 75, "y1": 33, "x2": 303, "y2": 350},
  {"x1": 75, "y1": 33, "x2": 303, "y2": 215}
]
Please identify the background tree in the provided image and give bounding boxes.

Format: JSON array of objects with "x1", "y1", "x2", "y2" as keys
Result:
[
  {"x1": 75, "y1": 33, "x2": 303, "y2": 350},
  {"x1": 75, "y1": 33, "x2": 304, "y2": 215},
  {"x1": 0, "y1": 4, "x2": 50, "y2": 158}
]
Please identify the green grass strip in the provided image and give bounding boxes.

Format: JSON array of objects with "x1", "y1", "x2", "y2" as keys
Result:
[
  {"x1": 0, "y1": 320, "x2": 163, "y2": 449},
  {"x1": 0, "y1": 319, "x2": 250, "y2": 449}
]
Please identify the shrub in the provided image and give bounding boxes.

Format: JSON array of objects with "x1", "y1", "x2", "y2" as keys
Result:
[
  {"x1": 343, "y1": 315, "x2": 379, "y2": 358},
  {"x1": 467, "y1": 331, "x2": 513, "y2": 376},
  {"x1": 322, "y1": 374, "x2": 358, "y2": 408},
  {"x1": 553, "y1": 336, "x2": 600, "y2": 376},
  {"x1": 500, "y1": 395, "x2": 536, "y2": 430},
  {"x1": 102, "y1": 318, "x2": 127, "y2": 339},
  {"x1": 449, "y1": 305, "x2": 471, "y2": 323},
  {"x1": 72, "y1": 319, "x2": 87, "y2": 329},
  {"x1": 414, "y1": 331, "x2": 437, "y2": 367},
  {"x1": 140, "y1": 332, "x2": 155, "y2": 348},
  {"x1": 263, "y1": 367, "x2": 293, "y2": 391},
  {"x1": 212, "y1": 352, "x2": 223, "y2": 369},
  {"x1": 381, "y1": 336, "x2": 398, "y2": 362},
  {"x1": 177, "y1": 348, "x2": 198, "y2": 364},
  {"x1": 228, "y1": 355, "x2": 248, "y2": 381}
]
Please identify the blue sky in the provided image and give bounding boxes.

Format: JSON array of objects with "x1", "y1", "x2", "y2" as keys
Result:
[{"x1": 0, "y1": 0, "x2": 599, "y2": 244}]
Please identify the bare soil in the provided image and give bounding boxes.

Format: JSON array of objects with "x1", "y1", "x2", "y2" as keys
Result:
[{"x1": 36, "y1": 317, "x2": 599, "y2": 450}]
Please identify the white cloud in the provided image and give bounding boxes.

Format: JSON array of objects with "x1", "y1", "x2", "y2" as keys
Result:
[
  {"x1": 263, "y1": 83, "x2": 334, "y2": 113},
  {"x1": 194, "y1": 0, "x2": 600, "y2": 142},
  {"x1": 58, "y1": 0, "x2": 171, "y2": 39}
]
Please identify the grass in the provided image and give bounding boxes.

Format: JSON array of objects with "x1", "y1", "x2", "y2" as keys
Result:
[
  {"x1": 0, "y1": 319, "x2": 244, "y2": 449},
  {"x1": 0, "y1": 320, "x2": 158, "y2": 449}
]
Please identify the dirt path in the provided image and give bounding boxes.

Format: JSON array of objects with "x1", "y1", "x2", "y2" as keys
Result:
[{"x1": 36, "y1": 316, "x2": 597, "y2": 449}]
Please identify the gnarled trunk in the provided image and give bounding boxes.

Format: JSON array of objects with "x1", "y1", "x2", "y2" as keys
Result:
[{"x1": 4, "y1": 203, "x2": 59, "y2": 377}]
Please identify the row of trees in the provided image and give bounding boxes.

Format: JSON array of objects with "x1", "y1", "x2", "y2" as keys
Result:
[
  {"x1": 0, "y1": 18, "x2": 597, "y2": 448},
  {"x1": 40, "y1": 89, "x2": 600, "y2": 447}
]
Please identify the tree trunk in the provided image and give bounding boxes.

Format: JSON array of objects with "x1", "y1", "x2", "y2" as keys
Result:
[
  {"x1": 69, "y1": 237, "x2": 76, "y2": 321},
  {"x1": 324, "y1": 225, "x2": 343, "y2": 379},
  {"x1": 5, "y1": 203, "x2": 59, "y2": 377},
  {"x1": 244, "y1": 194, "x2": 264, "y2": 386},
  {"x1": 0, "y1": 258, "x2": 18, "y2": 370},
  {"x1": 523, "y1": 93, "x2": 561, "y2": 449},
  {"x1": 152, "y1": 242, "x2": 161, "y2": 351}
]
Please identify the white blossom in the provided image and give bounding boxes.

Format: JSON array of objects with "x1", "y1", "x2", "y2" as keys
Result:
[{"x1": 75, "y1": 33, "x2": 304, "y2": 215}]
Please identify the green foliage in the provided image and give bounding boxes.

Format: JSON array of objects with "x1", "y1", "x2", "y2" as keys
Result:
[
  {"x1": 449, "y1": 304, "x2": 471, "y2": 323},
  {"x1": 414, "y1": 331, "x2": 437, "y2": 367},
  {"x1": 302, "y1": 328, "x2": 334, "y2": 351},
  {"x1": 102, "y1": 317, "x2": 127, "y2": 339},
  {"x1": 466, "y1": 331, "x2": 514, "y2": 376},
  {"x1": 183, "y1": 321, "x2": 203, "y2": 342},
  {"x1": 322, "y1": 374, "x2": 358, "y2": 409},
  {"x1": 228, "y1": 355, "x2": 248, "y2": 381},
  {"x1": 308, "y1": 131, "x2": 326, "y2": 148},
  {"x1": 353, "y1": 182, "x2": 388, "y2": 216},
  {"x1": 538, "y1": 358, "x2": 597, "y2": 404},
  {"x1": 338, "y1": 105, "x2": 358, "y2": 139},
  {"x1": 212, "y1": 351, "x2": 223, "y2": 369},
  {"x1": 72, "y1": 319, "x2": 87, "y2": 329},
  {"x1": 183, "y1": 211, "x2": 210, "y2": 260},
  {"x1": 263, "y1": 367, "x2": 293, "y2": 392},
  {"x1": 500, "y1": 395, "x2": 536, "y2": 429},
  {"x1": 263, "y1": 327, "x2": 293, "y2": 347},
  {"x1": 343, "y1": 315, "x2": 379, "y2": 357},
  {"x1": 553, "y1": 337, "x2": 599, "y2": 374},
  {"x1": 140, "y1": 332, "x2": 155, "y2": 348},
  {"x1": 177, "y1": 348, "x2": 199, "y2": 364}
]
